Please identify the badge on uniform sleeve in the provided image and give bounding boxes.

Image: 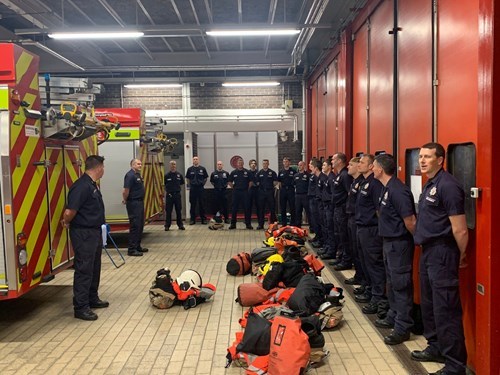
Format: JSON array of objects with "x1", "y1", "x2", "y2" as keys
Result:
[{"x1": 430, "y1": 187, "x2": 437, "y2": 196}]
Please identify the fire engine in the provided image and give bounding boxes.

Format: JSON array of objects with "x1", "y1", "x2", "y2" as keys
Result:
[{"x1": 0, "y1": 43, "x2": 120, "y2": 300}]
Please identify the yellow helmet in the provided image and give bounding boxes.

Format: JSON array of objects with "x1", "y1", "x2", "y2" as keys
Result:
[
  {"x1": 263, "y1": 237, "x2": 275, "y2": 247},
  {"x1": 259, "y1": 254, "x2": 284, "y2": 275}
]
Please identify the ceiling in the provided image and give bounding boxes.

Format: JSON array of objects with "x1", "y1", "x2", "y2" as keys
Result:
[{"x1": 0, "y1": 0, "x2": 366, "y2": 84}]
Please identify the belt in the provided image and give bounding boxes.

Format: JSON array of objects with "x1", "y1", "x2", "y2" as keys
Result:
[
  {"x1": 296, "y1": 192, "x2": 307, "y2": 195},
  {"x1": 421, "y1": 236, "x2": 455, "y2": 247},
  {"x1": 71, "y1": 225, "x2": 101, "y2": 230},
  {"x1": 128, "y1": 198, "x2": 143, "y2": 201},
  {"x1": 383, "y1": 234, "x2": 412, "y2": 242}
]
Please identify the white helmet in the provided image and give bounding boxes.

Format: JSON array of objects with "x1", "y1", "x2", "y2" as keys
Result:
[{"x1": 176, "y1": 269, "x2": 202, "y2": 290}]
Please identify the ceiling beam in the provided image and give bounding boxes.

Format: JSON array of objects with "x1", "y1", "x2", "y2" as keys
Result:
[
  {"x1": 264, "y1": 0, "x2": 279, "y2": 58},
  {"x1": 96, "y1": 0, "x2": 154, "y2": 60},
  {"x1": 189, "y1": 0, "x2": 211, "y2": 59},
  {"x1": 136, "y1": 0, "x2": 174, "y2": 52},
  {"x1": 170, "y1": 0, "x2": 197, "y2": 52},
  {"x1": 203, "y1": 0, "x2": 219, "y2": 51}
]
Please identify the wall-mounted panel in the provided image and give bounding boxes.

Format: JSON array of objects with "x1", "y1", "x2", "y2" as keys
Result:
[
  {"x1": 326, "y1": 59, "x2": 339, "y2": 155},
  {"x1": 311, "y1": 82, "x2": 319, "y2": 157},
  {"x1": 368, "y1": 0, "x2": 394, "y2": 154},
  {"x1": 352, "y1": 22, "x2": 369, "y2": 155},
  {"x1": 317, "y1": 74, "x2": 327, "y2": 156},
  {"x1": 397, "y1": 0, "x2": 432, "y2": 179}
]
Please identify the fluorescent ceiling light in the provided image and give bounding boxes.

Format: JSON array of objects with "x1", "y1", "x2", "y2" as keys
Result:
[
  {"x1": 222, "y1": 82, "x2": 280, "y2": 87},
  {"x1": 206, "y1": 29, "x2": 300, "y2": 37},
  {"x1": 48, "y1": 31, "x2": 144, "y2": 40},
  {"x1": 124, "y1": 84, "x2": 182, "y2": 88}
]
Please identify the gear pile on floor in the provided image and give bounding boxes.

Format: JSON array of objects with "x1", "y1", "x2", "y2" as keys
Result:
[
  {"x1": 148, "y1": 268, "x2": 216, "y2": 310},
  {"x1": 225, "y1": 223, "x2": 345, "y2": 374}
]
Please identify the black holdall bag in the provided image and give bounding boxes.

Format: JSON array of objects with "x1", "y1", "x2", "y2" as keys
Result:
[
  {"x1": 226, "y1": 252, "x2": 252, "y2": 276},
  {"x1": 236, "y1": 309, "x2": 272, "y2": 356}
]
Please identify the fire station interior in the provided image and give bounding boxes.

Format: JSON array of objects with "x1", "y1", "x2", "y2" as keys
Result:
[{"x1": 0, "y1": 0, "x2": 499, "y2": 374}]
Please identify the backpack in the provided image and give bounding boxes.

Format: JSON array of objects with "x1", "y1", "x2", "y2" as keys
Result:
[
  {"x1": 251, "y1": 247, "x2": 278, "y2": 265},
  {"x1": 226, "y1": 252, "x2": 252, "y2": 276},
  {"x1": 268, "y1": 312, "x2": 311, "y2": 375},
  {"x1": 149, "y1": 268, "x2": 177, "y2": 309}
]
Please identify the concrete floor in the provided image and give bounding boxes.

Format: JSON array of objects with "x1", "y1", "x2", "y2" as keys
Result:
[{"x1": 0, "y1": 223, "x2": 443, "y2": 374}]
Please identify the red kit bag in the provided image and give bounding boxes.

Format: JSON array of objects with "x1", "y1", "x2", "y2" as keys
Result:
[{"x1": 268, "y1": 312, "x2": 310, "y2": 375}]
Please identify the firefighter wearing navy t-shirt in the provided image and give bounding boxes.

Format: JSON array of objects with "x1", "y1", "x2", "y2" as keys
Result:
[
  {"x1": 186, "y1": 156, "x2": 208, "y2": 225},
  {"x1": 256, "y1": 159, "x2": 278, "y2": 229},
  {"x1": 411, "y1": 143, "x2": 468, "y2": 375},
  {"x1": 123, "y1": 158, "x2": 147, "y2": 256},
  {"x1": 293, "y1": 161, "x2": 310, "y2": 227},
  {"x1": 278, "y1": 157, "x2": 296, "y2": 226},
  {"x1": 210, "y1": 161, "x2": 229, "y2": 223}
]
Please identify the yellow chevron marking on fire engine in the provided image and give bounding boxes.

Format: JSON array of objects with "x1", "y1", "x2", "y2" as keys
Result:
[
  {"x1": 10, "y1": 92, "x2": 37, "y2": 147},
  {"x1": 29, "y1": 73, "x2": 38, "y2": 91},
  {"x1": 48, "y1": 149, "x2": 69, "y2": 268},
  {"x1": 11, "y1": 135, "x2": 40, "y2": 196},
  {"x1": 15, "y1": 52, "x2": 33, "y2": 84},
  {"x1": 13, "y1": 144, "x2": 47, "y2": 236}
]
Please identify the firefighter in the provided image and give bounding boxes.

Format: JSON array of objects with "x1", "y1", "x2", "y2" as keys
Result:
[
  {"x1": 373, "y1": 154, "x2": 416, "y2": 346},
  {"x1": 210, "y1": 160, "x2": 229, "y2": 223},
  {"x1": 330, "y1": 153, "x2": 353, "y2": 270},
  {"x1": 318, "y1": 158, "x2": 336, "y2": 260},
  {"x1": 228, "y1": 158, "x2": 252, "y2": 229},
  {"x1": 248, "y1": 159, "x2": 260, "y2": 225},
  {"x1": 293, "y1": 160, "x2": 310, "y2": 228},
  {"x1": 186, "y1": 156, "x2": 208, "y2": 225},
  {"x1": 355, "y1": 154, "x2": 386, "y2": 315},
  {"x1": 256, "y1": 159, "x2": 278, "y2": 229},
  {"x1": 62, "y1": 155, "x2": 108, "y2": 321},
  {"x1": 411, "y1": 143, "x2": 468, "y2": 375},
  {"x1": 344, "y1": 157, "x2": 367, "y2": 287},
  {"x1": 278, "y1": 157, "x2": 296, "y2": 226},
  {"x1": 122, "y1": 158, "x2": 148, "y2": 257},
  {"x1": 308, "y1": 158, "x2": 323, "y2": 246},
  {"x1": 164, "y1": 160, "x2": 185, "y2": 231}
]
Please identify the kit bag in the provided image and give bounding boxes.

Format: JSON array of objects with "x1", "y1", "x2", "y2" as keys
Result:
[
  {"x1": 226, "y1": 252, "x2": 252, "y2": 276},
  {"x1": 251, "y1": 247, "x2": 278, "y2": 265},
  {"x1": 236, "y1": 310, "x2": 272, "y2": 356},
  {"x1": 149, "y1": 268, "x2": 177, "y2": 309},
  {"x1": 236, "y1": 282, "x2": 280, "y2": 307},
  {"x1": 287, "y1": 274, "x2": 326, "y2": 316},
  {"x1": 268, "y1": 312, "x2": 311, "y2": 375}
]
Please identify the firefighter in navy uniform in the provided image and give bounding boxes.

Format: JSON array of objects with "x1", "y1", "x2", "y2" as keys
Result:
[
  {"x1": 164, "y1": 160, "x2": 185, "y2": 231},
  {"x1": 373, "y1": 154, "x2": 416, "y2": 346},
  {"x1": 186, "y1": 156, "x2": 209, "y2": 225},
  {"x1": 308, "y1": 159, "x2": 323, "y2": 246},
  {"x1": 411, "y1": 143, "x2": 468, "y2": 375},
  {"x1": 355, "y1": 154, "x2": 386, "y2": 315},
  {"x1": 123, "y1": 158, "x2": 148, "y2": 257},
  {"x1": 278, "y1": 157, "x2": 296, "y2": 226},
  {"x1": 256, "y1": 159, "x2": 278, "y2": 229},
  {"x1": 293, "y1": 161, "x2": 310, "y2": 227},
  {"x1": 228, "y1": 158, "x2": 253, "y2": 229},
  {"x1": 62, "y1": 155, "x2": 108, "y2": 321},
  {"x1": 344, "y1": 157, "x2": 367, "y2": 287},
  {"x1": 248, "y1": 159, "x2": 260, "y2": 225},
  {"x1": 210, "y1": 161, "x2": 229, "y2": 223},
  {"x1": 318, "y1": 158, "x2": 336, "y2": 260},
  {"x1": 330, "y1": 153, "x2": 353, "y2": 269},
  {"x1": 314, "y1": 161, "x2": 327, "y2": 249}
]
